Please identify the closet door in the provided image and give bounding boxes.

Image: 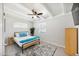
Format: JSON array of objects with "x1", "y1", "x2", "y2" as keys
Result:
[
  {"x1": 0, "y1": 3, "x2": 3, "y2": 56},
  {"x1": 65, "y1": 28, "x2": 78, "y2": 56}
]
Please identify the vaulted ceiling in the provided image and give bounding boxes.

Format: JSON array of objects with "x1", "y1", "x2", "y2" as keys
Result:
[
  {"x1": 4, "y1": 3, "x2": 73, "y2": 22},
  {"x1": 43, "y1": 3, "x2": 73, "y2": 16}
]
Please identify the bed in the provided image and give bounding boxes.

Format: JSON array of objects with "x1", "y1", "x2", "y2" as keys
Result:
[{"x1": 14, "y1": 31, "x2": 40, "y2": 53}]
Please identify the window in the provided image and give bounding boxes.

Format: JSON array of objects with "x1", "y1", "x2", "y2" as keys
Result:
[{"x1": 39, "y1": 22, "x2": 46, "y2": 33}]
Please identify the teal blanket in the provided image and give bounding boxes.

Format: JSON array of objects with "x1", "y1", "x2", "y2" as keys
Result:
[{"x1": 20, "y1": 36, "x2": 40, "y2": 44}]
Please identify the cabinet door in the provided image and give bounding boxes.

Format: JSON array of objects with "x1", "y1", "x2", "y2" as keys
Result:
[{"x1": 65, "y1": 28, "x2": 78, "y2": 56}]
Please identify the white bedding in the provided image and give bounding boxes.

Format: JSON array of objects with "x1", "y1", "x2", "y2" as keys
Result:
[{"x1": 14, "y1": 35, "x2": 36, "y2": 47}]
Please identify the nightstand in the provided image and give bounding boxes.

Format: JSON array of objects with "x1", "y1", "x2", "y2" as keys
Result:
[{"x1": 7, "y1": 37, "x2": 14, "y2": 46}]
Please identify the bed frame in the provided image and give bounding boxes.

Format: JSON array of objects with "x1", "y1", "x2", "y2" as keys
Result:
[
  {"x1": 14, "y1": 32, "x2": 40, "y2": 54},
  {"x1": 22, "y1": 39, "x2": 40, "y2": 53}
]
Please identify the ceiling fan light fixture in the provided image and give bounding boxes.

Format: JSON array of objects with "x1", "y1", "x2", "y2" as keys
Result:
[
  {"x1": 32, "y1": 16, "x2": 37, "y2": 19},
  {"x1": 28, "y1": 9, "x2": 43, "y2": 19}
]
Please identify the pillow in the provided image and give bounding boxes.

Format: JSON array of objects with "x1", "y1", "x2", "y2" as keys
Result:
[
  {"x1": 19, "y1": 32, "x2": 27, "y2": 37},
  {"x1": 15, "y1": 32, "x2": 20, "y2": 37},
  {"x1": 14, "y1": 31, "x2": 28, "y2": 37}
]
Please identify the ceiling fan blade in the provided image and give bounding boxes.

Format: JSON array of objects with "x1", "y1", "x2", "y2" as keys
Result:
[
  {"x1": 27, "y1": 14, "x2": 34, "y2": 15},
  {"x1": 37, "y1": 13, "x2": 43, "y2": 15},
  {"x1": 32, "y1": 9, "x2": 37, "y2": 14},
  {"x1": 32, "y1": 9, "x2": 35, "y2": 13}
]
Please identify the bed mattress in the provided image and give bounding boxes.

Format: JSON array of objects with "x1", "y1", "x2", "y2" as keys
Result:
[{"x1": 14, "y1": 35, "x2": 40, "y2": 47}]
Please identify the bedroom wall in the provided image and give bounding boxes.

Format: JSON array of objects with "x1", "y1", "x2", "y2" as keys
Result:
[
  {"x1": 0, "y1": 14, "x2": 2, "y2": 56},
  {"x1": 34, "y1": 12, "x2": 75, "y2": 48},
  {"x1": 0, "y1": 3, "x2": 3, "y2": 55},
  {"x1": 5, "y1": 14, "x2": 33, "y2": 43}
]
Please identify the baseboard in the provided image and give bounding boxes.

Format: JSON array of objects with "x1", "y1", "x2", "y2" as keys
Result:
[{"x1": 41, "y1": 40, "x2": 65, "y2": 48}]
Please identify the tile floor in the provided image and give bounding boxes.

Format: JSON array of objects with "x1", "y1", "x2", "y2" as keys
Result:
[
  {"x1": 54, "y1": 47, "x2": 68, "y2": 56},
  {"x1": 5, "y1": 43, "x2": 69, "y2": 56}
]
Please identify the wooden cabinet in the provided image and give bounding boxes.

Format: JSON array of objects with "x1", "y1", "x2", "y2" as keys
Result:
[{"x1": 65, "y1": 28, "x2": 78, "y2": 56}]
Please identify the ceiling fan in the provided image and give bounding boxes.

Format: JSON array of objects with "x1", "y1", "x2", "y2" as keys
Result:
[{"x1": 27, "y1": 9, "x2": 43, "y2": 18}]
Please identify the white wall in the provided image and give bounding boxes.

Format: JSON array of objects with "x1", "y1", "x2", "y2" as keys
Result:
[
  {"x1": 0, "y1": 15, "x2": 2, "y2": 56},
  {"x1": 34, "y1": 12, "x2": 75, "y2": 48},
  {"x1": 0, "y1": 5, "x2": 2, "y2": 46},
  {"x1": 0, "y1": 3, "x2": 3, "y2": 56}
]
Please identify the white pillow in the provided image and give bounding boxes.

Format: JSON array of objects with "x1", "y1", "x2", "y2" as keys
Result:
[{"x1": 15, "y1": 33, "x2": 20, "y2": 37}]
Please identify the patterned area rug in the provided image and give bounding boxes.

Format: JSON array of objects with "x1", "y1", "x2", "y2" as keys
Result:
[{"x1": 16, "y1": 42, "x2": 57, "y2": 56}]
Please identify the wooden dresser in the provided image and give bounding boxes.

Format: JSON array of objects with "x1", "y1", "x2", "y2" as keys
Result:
[{"x1": 65, "y1": 28, "x2": 78, "y2": 56}]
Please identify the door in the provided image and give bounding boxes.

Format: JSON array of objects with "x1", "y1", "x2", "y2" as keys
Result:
[{"x1": 65, "y1": 28, "x2": 78, "y2": 56}]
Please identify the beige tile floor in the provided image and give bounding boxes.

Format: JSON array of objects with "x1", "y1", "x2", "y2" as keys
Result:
[
  {"x1": 54, "y1": 47, "x2": 79, "y2": 56},
  {"x1": 5, "y1": 44, "x2": 69, "y2": 56},
  {"x1": 54, "y1": 47, "x2": 68, "y2": 56}
]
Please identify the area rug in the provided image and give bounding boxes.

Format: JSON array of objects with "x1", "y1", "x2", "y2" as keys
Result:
[{"x1": 16, "y1": 41, "x2": 57, "y2": 56}]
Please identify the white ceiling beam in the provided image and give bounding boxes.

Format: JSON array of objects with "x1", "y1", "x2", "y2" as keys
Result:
[
  {"x1": 4, "y1": 7, "x2": 33, "y2": 22},
  {"x1": 41, "y1": 3, "x2": 54, "y2": 18},
  {"x1": 3, "y1": 3, "x2": 34, "y2": 22},
  {"x1": 4, "y1": 3, "x2": 32, "y2": 14},
  {"x1": 12, "y1": 3, "x2": 32, "y2": 13},
  {"x1": 5, "y1": 7, "x2": 28, "y2": 17},
  {"x1": 61, "y1": 3, "x2": 65, "y2": 14}
]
